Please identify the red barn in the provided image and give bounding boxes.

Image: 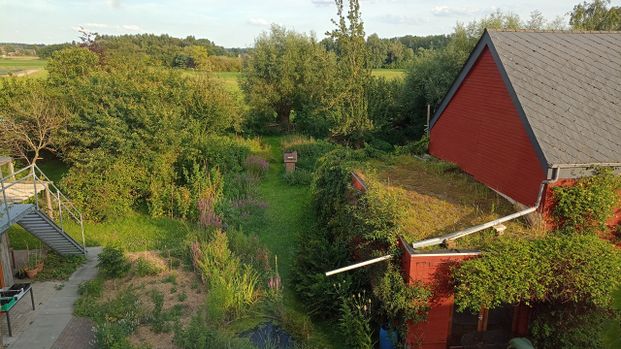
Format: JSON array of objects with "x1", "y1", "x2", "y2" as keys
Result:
[{"x1": 429, "y1": 30, "x2": 621, "y2": 228}]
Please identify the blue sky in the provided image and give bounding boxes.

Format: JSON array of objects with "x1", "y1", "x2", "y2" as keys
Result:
[{"x1": 0, "y1": 0, "x2": 614, "y2": 47}]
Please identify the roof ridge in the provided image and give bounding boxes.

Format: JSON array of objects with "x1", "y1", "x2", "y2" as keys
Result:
[{"x1": 486, "y1": 28, "x2": 621, "y2": 34}]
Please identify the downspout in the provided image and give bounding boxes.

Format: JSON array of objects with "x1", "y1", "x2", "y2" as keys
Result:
[{"x1": 411, "y1": 168, "x2": 561, "y2": 249}]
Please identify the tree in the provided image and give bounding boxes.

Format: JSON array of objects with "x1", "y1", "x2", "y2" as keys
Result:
[
  {"x1": 570, "y1": 0, "x2": 621, "y2": 30},
  {"x1": 241, "y1": 25, "x2": 336, "y2": 131},
  {"x1": 366, "y1": 33, "x2": 386, "y2": 68},
  {"x1": 328, "y1": 0, "x2": 372, "y2": 146},
  {"x1": 0, "y1": 80, "x2": 69, "y2": 166}
]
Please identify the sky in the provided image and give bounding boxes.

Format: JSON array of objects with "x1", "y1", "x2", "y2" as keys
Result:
[{"x1": 0, "y1": 0, "x2": 614, "y2": 48}]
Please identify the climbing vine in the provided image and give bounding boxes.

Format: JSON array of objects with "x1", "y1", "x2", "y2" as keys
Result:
[{"x1": 552, "y1": 168, "x2": 621, "y2": 233}]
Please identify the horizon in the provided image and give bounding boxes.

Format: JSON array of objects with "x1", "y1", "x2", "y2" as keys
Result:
[{"x1": 2, "y1": 0, "x2": 609, "y2": 48}]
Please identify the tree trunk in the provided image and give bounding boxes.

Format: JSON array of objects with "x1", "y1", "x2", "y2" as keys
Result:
[{"x1": 277, "y1": 106, "x2": 291, "y2": 132}]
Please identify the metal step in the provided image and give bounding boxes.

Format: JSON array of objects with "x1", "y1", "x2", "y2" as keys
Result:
[{"x1": 15, "y1": 210, "x2": 85, "y2": 255}]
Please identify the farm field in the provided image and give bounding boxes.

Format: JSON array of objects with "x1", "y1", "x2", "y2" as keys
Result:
[
  {"x1": 0, "y1": 57, "x2": 47, "y2": 77},
  {"x1": 372, "y1": 68, "x2": 406, "y2": 80}
]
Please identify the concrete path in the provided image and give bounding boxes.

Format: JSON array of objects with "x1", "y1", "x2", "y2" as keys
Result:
[{"x1": 7, "y1": 247, "x2": 102, "y2": 349}]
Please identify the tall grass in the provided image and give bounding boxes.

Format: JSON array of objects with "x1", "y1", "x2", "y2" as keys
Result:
[{"x1": 197, "y1": 230, "x2": 261, "y2": 323}]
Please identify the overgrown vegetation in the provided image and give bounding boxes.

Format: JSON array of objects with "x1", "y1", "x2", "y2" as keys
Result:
[
  {"x1": 453, "y1": 234, "x2": 621, "y2": 348},
  {"x1": 294, "y1": 148, "x2": 430, "y2": 347},
  {"x1": 552, "y1": 168, "x2": 621, "y2": 233}
]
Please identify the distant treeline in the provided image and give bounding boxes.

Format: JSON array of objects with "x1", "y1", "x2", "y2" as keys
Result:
[
  {"x1": 322, "y1": 33, "x2": 451, "y2": 69},
  {"x1": 2, "y1": 32, "x2": 450, "y2": 70}
]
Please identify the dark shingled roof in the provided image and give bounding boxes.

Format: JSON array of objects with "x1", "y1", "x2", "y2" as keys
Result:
[
  {"x1": 431, "y1": 30, "x2": 621, "y2": 168},
  {"x1": 488, "y1": 30, "x2": 621, "y2": 166}
]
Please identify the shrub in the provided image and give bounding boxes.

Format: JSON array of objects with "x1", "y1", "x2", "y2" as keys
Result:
[
  {"x1": 148, "y1": 290, "x2": 182, "y2": 333},
  {"x1": 282, "y1": 137, "x2": 337, "y2": 171},
  {"x1": 454, "y1": 234, "x2": 621, "y2": 348},
  {"x1": 394, "y1": 134, "x2": 429, "y2": 156},
  {"x1": 552, "y1": 168, "x2": 621, "y2": 233},
  {"x1": 97, "y1": 246, "x2": 131, "y2": 278},
  {"x1": 195, "y1": 230, "x2": 261, "y2": 322},
  {"x1": 135, "y1": 256, "x2": 165, "y2": 276},
  {"x1": 454, "y1": 234, "x2": 621, "y2": 312},
  {"x1": 338, "y1": 288, "x2": 373, "y2": 349},
  {"x1": 36, "y1": 252, "x2": 85, "y2": 281},
  {"x1": 530, "y1": 304, "x2": 610, "y2": 349},
  {"x1": 243, "y1": 155, "x2": 269, "y2": 178},
  {"x1": 283, "y1": 169, "x2": 312, "y2": 186},
  {"x1": 373, "y1": 266, "x2": 430, "y2": 333},
  {"x1": 92, "y1": 290, "x2": 145, "y2": 349}
]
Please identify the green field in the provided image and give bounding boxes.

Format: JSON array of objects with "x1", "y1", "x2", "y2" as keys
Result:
[
  {"x1": 0, "y1": 57, "x2": 47, "y2": 77},
  {"x1": 372, "y1": 68, "x2": 406, "y2": 80}
]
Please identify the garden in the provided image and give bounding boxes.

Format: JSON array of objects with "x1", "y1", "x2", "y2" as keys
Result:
[{"x1": 1, "y1": 0, "x2": 620, "y2": 348}]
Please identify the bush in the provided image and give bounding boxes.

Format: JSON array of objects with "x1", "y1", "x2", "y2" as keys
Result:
[
  {"x1": 454, "y1": 234, "x2": 621, "y2": 312},
  {"x1": 36, "y1": 252, "x2": 85, "y2": 281},
  {"x1": 530, "y1": 304, "x2": 611, "y2": 349},
  {"x1": 243, "y1": 155, "x2": 269, "y2": 178},
  {"x1": 373, "y1": 266, "x2": 430, "y2": 333},
  {"x1": 338, "y1": 287, "x2": 373, "y2": 349},
  {"x1": 282, "y1": 137, "x2": 337, "y2": 171},
  {"x1": 135, "y1": 256, "x2": 165, "y2": 276},
  {"x1": 195, "y1": 230, "x2": 261, "y2": 322},
  {"x1": 92, "y1": 290, "x2": 145, "y2": 349},
  {"x1": 394, "y1": 134, "x2": 429, "y2": 156},
  {"x1": 283, "y1": 169, "x2": 313, "y2": 186},
  {"x1": 98, "y1": 246, "x2": 131, "y2": 278},
  {"x1": 148, "y1": 290, "x2": 182, "y2": 333},
  {"x1": 552, "y1": 168, "x2": 621, "y2": 233}
]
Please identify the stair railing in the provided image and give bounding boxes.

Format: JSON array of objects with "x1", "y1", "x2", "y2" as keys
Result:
[
  {"x1": 0, "y1": 164, "x2": 39, "y2": 231},
  {"x1": 0, "y1": 163, "x2": 86, "y2": 254}
]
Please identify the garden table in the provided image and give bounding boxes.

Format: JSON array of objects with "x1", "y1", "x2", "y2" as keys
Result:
[{"x1": 0, "y1": 283, "x2": 35, "y2": 336}]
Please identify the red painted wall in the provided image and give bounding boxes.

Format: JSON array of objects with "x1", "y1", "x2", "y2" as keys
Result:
[
  {"x1": 400, "y1": 242, "x2": 479, "y2": 349},
  {"x1": 429, "y1": 47, "x2": 546, "y2": 206}
]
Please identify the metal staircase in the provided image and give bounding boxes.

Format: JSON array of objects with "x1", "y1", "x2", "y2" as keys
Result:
[{"x1": 0, "y1": 163, "x2": 86, "y2": 255}]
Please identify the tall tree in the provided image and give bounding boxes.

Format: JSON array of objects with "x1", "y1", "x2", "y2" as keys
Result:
[
  {"x1": 570, "y1": 0, "x2": 621, "y2": 30},
  {"x1": 0, "y1": 80, "x2": 69, "y2": 166},
  {"x1": 241, "y1": 25, "x2": 336, "y2": 131},
  {"x1": 328, "y1": 0, "x2": 372, "y2": 146}
]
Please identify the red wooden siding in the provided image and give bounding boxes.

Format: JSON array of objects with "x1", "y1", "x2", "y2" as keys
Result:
[
  {"x1": 429, "y1": 47, "x2": 546, "y2": 206},
  {"x1": 400, "y1": 242, "x2": 479, "y2": 349}
]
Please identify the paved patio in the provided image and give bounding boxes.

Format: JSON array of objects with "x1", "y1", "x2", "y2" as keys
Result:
[{"x1": 4, "y1": 247, "x2": 101, "y2": 349}]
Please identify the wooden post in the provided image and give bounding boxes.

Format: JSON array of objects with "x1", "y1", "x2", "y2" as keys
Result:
[
  {"x1": 45, "y1": 184, "x2": 53, "y2": 219},
  {"x1": 7, "y1": 160, "x2": 15, "y2": 181},
  {"x1": 426, "y1": 104, "x2": 431, "y2": 135},
  {"x1": 477, "y1": 307, "x2": 489, "y2": 332}
]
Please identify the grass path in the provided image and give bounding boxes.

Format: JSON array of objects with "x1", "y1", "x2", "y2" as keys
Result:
[
  {"x1": 252, "y1": 137, "x2": 312, "y2": 282},
  {"x1": 241, "y1": 136, "x2": 343, "y2": 348}
]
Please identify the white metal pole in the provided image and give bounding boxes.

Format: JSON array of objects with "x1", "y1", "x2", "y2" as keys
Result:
[{"x1": 325, "y1": 254, "x2": 394, "y2": 277}]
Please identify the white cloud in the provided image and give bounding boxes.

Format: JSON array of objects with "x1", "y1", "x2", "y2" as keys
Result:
[
  {"x1": 247, "y1": 18, "x2": 271, "y2": 27},
  {"x1": 106, "y1": 0, "x2": 121, "y2": 8},
  {"x1": 84, "y1": 22, "x2": 111, "y2": 28},
  {"x1": 375, "y1": 14, "x2": 426, "y2": 25},
  {"x1": 431, "y1": 5, "x2": 483, "y2": 17},
  {"x1": 72, "y1": 23, "x2": 144, "y2": 33},
  {"x1": 311, "y1": 0, "x2": 333, "y2": 6},
  {"x1": 122, "y1": 24, "x2": 143, "y2": 31}
]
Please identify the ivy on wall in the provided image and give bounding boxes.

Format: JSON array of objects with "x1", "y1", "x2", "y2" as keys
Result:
[{"x1": 552, "y1": 168, "x2": 621, "y2": 233}]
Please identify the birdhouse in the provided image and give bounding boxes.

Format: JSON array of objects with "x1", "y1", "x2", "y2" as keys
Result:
[{"x1": 283, "y1": 151, "x2": 298, "y2": 173}]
